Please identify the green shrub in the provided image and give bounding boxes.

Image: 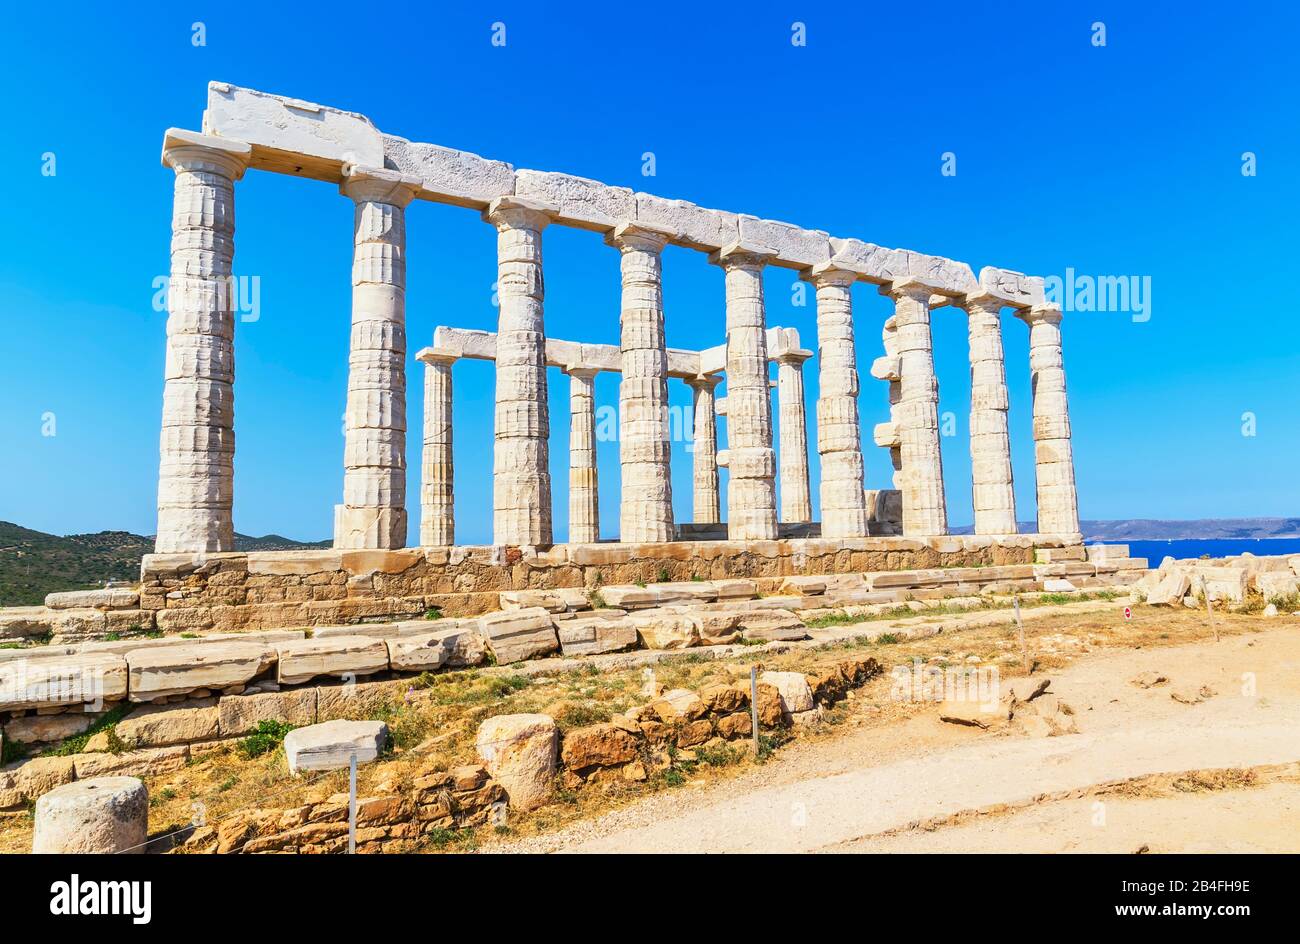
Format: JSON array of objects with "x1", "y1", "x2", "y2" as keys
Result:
[{"x1": 237, "y1": 719, "x2": 295, "y2": 759}]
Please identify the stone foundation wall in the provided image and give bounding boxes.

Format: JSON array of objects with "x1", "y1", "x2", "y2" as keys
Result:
[{"x1": 139, "y1": 535, "x2": 1079, "y2": 633}]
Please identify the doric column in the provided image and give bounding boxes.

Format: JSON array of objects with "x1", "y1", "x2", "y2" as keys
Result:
[
  {"x1": 566, "y1": 367, "x2": 600, "y2": 544},
  {"x1": 335, "y1": 166, "x2": 421, "y2": 550},
  {"x1": 775, "y1": 350, "x2": 812, "y2": 523},
  {"x1": 710, "y1": 244, "x2": 778, "y2": 540},
  {"x1": 804, "y1": 265, "x2": 868, "y2": 537},
  {"x1": 961, "y1": 292, "x2": 1017, "y2": 535},
  {"x1": 881, "y1": 279, "x2": 948, "y2": 536},
  {"x1": 688, "y1": 375, "x2": 722, "y2": 523},
  {"x1": 419, "y1": 351, "x2": 456, "y2": 547},
  {"x1": 1017, "y1": 305, "x2": 1080, "y2": 537},
  {"x1": 485, "y1": 197, "x2": 553, "y2": 546},
  {"x1": 156, "y1": 130, "x2": 251, "y2": 554},
  {"x1": 607, "y1": 223, "x2": 674, "y2": 543}
]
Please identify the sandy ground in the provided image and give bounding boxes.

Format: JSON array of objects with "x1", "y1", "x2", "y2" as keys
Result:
[{"x1": 487, "y1": 624, "x2": 1300, "y2": 853}]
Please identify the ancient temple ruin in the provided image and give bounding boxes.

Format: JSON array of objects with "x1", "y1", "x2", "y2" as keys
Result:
[{"x1": 158, "y1": 82, "x2": 1079, "y2": 560}]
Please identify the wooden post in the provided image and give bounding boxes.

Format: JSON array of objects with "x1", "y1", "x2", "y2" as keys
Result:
[
  {"x1": 1014, "y1": 595, "x2": 1028, "y2": 674},
  {"x1": 1201, "y1": 576, "x2": 1219, "y2": 643},
  {"x1": 348, "y1": 752, "x2": 357, "y2": 854},
  {"x1": 749, "y1": 665, "x2": 760, "y2": 752}
]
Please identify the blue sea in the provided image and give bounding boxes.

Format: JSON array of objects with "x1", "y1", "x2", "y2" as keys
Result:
[{"x1": 1117, "y1": 539, "x2": 1300, "y2": 563}]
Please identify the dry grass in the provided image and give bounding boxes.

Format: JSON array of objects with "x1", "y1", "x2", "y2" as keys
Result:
[{"x1": 0, "y1": 599, "x2": 1280, "y2": 854}]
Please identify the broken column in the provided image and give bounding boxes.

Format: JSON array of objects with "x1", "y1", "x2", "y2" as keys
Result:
[
  {"x1": 688, "y1": 375, "x2": 722, "y2": 523},
  {"x1": 882, "y1": 279, "x2": 948, "y2": 537},
  {"x1": 806, "y1": 265, "x2": 868, "y2": 538},
  {"x1": 419, "y1": 350, "x2": 456, "y2": 547},
  {"x1": 711, "y1": 244, "x2": 778, "y2": 540},
  {"x1": 607, "y1": 223, "x2": 674, "y2": 543},
  {"x1": 775, "y1": 346, "x2": 812, "y2": 523},
  {"x1": 566, "y1": 367, "x2": 600, "y2": 543},
  {"x1": 486, "y1": 197, "x2": 553, "y2": 546},
  {"x1": 961, "y1": 292, "x2": 1017, "y2": 534},
  {"x1": 1018, "y1": 305, "x2": 1080, "y2": 537},
  {"x1": 335, "y1": 166, "x2": 421, "y2": 550},
  {"x1": 156, "y1": 130, "x2": 251, "y2": 554}
]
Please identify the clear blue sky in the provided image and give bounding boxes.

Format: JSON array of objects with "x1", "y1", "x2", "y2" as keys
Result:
[{"x1": 1, "y1": 1, "x2": 1296, "y2": 543}]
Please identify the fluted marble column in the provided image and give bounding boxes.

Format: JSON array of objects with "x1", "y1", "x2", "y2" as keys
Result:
[
  {"x1": 711, "y1": 245, "x2": 778, "y2": 540},
  {"x1": 485, "y1": 197, "x2": 553, "y2": 546},
  {"x1": 688, "y1": 375, "x2": 722, "y2": 523},
  {"x1": 607, "y1": 223, "x2": 673, "y2": 543},
  {"x1": 335, "y1": 166, "x2": 420, "y2": 550},
  {"x1": 419, "y1": 351, "x2": 456, "y2": 547},
  {"x1": 776, "y1": 351, "x2": 812, "y2": 523},
  {"x1": 1018, "y1": 305, "x2": 1080, "y2": 537},
  {"x1": 882, "y1": 279, "x2": 947, "y2": 536},
  {"x1": 566, "y1": 367, "x2": 600, "y2": 543},
  {"x1": 961, "y1": 293, "x2": 1017, "y2": 535},
  {"x1": 156, "y1": 130, "x2": 250, "y2": 554},
  {"x1": 805, "y1": 265, "x2": 868, "y2": 537}
]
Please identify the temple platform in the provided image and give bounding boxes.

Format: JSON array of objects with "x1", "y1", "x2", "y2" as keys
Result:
[{"x1": 136, "y1": 533, "x2": 1091, "y2": 634}]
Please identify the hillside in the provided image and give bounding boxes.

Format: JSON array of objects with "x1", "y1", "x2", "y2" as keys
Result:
[
  {"x1": 951, "y1": 518, "x2": 1300, "y2": 540},
  {"x1": 0, "y1": 522, "x2": 327, "y2": 607}
]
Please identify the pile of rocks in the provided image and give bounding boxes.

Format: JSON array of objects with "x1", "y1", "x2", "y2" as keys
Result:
[
  {"x1": 1136, "y1": 553, "x2": 1300, "y2": 609},
  {"x1": 478, "y1": 657, "x2": 883, "y2": 806},
  {"x1": 185, "y1": 763, "x2": 505, "y2": 854}
]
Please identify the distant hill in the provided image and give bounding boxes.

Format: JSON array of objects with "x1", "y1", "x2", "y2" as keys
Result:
[
  {"x1": 951, "y1": 518, "x2": 1300, "y2": 540},
  {"x1": 0, "y1": 522, "x2": 328, "y2": 607}
]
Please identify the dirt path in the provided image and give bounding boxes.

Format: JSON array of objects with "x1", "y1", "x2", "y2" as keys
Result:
[{"x1": 486, "y1": 625, "x2": 1300, "y2": 853}]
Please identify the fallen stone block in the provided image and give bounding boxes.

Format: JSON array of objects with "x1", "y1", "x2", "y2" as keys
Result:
[
  {"x1": 1034, "y1": 546, "x2": 1087, "y2": 563},
  {"x1": 0, "y1": 606, "x2": 54, "y2": 640},
  {"x1": 1041, "y1": 578, "x2": 1078, "y2": 592},
  {"x1": 386, "y1": 625, "x2": 487, "y2": 672},
  {"x1": 0, "y1": 756, "x2": 77, "y2": 808},
  {"x1": 2, "y1": 712, "x2": 98, "y2": 746},
  {"x1": 44, "y1": 588, "x2": 140, "y2": 610},
  {"x1": 0, "y1": 652, "x2": 128, "y2": 712},
  {"x1": 1255, "y1": 571, "x2": 1299, "y2": 601},
  {"x1": 476, "y1": 713, "x2": 557, "y2": 811},
  {"x1": 116, "y1": 698, "x2": 220, "y2": 747},
  {"x1": 275, "y1": 636, "x2": 389, "y2": 685},
  {"x1": 628, "y1": 611, "x2": 702, "y2": 649},
  {"x1": 713, "y1": 579, "x2": 758, "y2": 600},
  {"x1": 477, "y1": 607, "x2": 559, "y2": 664},
  {"x1": 560, "y1": 722, "x2": 641, "y2": 775},
  {"x1": 284, "y1": 720, "x2": 388, "y2": 775},
  {"x1": 127, "y1": 642, "x2": 276, "y2": 702},
  {"x1": 218, "y1": 688, "x2": 318, "y2": 737},
  {"x1": 1085, "y1": 544, "x2": 1131, "y2": 561},
  {"x1": 73, "y1": 745, "x2": 190, "y2": 780},
  {"x1": 759, "y1": 672, "x2": 814, "y2": 714},
  {"x1": 555, "y1": 617, "x2": 638, "y2": 657}
]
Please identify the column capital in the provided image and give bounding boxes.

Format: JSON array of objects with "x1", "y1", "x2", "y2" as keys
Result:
[
  {"x1": 774, "y1": 349, "x2": 813, "y2": 367},
  {"x1": 563, "y1": 365, "x2": 600, "y2": 381},
  {"x1": 483, "y1": 195, "x2": 555, "y2": 232},
  {"x1": 799, "y1": 262, "x2": 858, "y2": 287},
  {"x1": 161, "y1": 128, "x2": 251, "y2": 180},
  {"x1": 416, "y1": 346, "x2": 459, "y2": 368},
  {"x1": 605, "y1": 221, "x2": 672, "y2": 253},
  {"x1": 1016, "y1": 304, "x2": 1064, "y2": 326},
  {"x1": 880, "y1": 276, "x2": 944, "y2": 302},
  {"x1": 341, "y1": 164, "x2": 421, "y2": 208},
  {"x1": 959, "y1": 290, "x2": 1007, "y2": 315},
  {"x1": 708, "y1": 240, "x2": 777, "y2": 270},
  {"x1": 686, "y1": 373, "x2": 723, "y2": 391}
]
